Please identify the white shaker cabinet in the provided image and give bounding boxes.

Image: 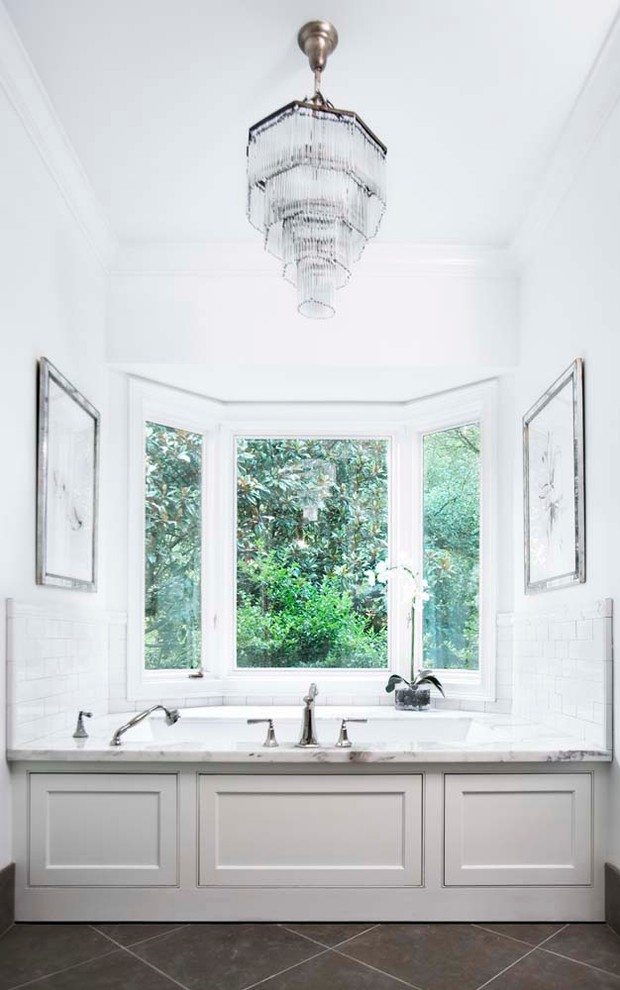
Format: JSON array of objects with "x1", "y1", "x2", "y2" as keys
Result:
[
  {"x1": 198, "y1": 773, "x2": 423, "y2": 887},
  {"x1": 29, "y1": 773, "x2": 179, "y2": 887},
  {"x1": 444, "y1": 772, "x2": 592, "y2": 886}
]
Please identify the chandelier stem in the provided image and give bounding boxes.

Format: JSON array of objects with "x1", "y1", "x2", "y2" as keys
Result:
[{"x1": 314, "y1": 68, "x2": 322, "y2": 96}]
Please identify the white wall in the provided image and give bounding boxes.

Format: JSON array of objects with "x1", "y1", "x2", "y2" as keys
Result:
[
  {"x1": 515, "y1": 97, "x2": 620, "y2": 868},
  {"x1": 107, "y1": 259, "x2": 519, "y2": 368},
  {"x1": 0, "y1": 84, "x2": 108, "y2": 868}
]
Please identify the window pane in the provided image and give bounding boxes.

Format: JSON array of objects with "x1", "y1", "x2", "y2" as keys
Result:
[
  {"x1": 144, "y1": 422, "x2": 202, "y2": 670},
  {"x1": 236, "y1": 438, "x2": 389, "y2": 669},
  {"x1": 423, "y1": 424, "x2": 480, "y2": 670}
]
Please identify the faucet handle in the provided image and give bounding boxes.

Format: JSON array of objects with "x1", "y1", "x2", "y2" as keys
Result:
[
  {"x1": 304, "y1": 682, "x2": 319, "y2": 703},
  {"x1": 247, "y1": 718, "x2": 279, "y2": 748},
  {"x1": 335, "y1": 717, "x2": 367, "y2": 748},
  {"x1": 73, "y1": 710, "x2": 92, "y2": 739}
]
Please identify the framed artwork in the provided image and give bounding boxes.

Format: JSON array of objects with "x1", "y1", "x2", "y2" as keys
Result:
[
  {"x1": 36, "y1": 358, "x2": 100, "y2": 591},
  {"x1": 523, "y1": 358, "x2": 585, "y2": 593}
]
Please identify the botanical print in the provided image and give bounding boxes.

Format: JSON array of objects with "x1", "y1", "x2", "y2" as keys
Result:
[
  {"x1": 527, "y1": 378, "x2": 576, "y2": 585},
  {"x1": 45, "y1": 377, "x2": 96, "y2": 583}
]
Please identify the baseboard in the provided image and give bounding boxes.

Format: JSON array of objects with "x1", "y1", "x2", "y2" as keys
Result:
[
  {"x1": 0, "y1": 863, "x2": 15, "y2": 936},
  {"x1": 605, "y1": 863, "x2": 620, "y2": 935}
]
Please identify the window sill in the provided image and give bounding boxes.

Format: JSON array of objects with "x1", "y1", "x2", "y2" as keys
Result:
[{"x1": 127, "y1": 668, "x2": 495, "y2": 706}]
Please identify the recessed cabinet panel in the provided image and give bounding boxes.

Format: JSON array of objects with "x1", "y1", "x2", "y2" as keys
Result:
[
  {"x1": 198, "y1": 774, "x2": 423, "y2": 887},
  {"x1": 444, "y1": 773, "x2": 592, "y2": 886},
  {"x1": 29, "y1": 773, "x2": 178, "y2": 886}
]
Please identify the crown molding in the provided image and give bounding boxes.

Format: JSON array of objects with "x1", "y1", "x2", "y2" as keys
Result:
[
  {"x1": 511, "y1": 7, "x2": 620, "y2": 263},
  {"x1": 112, "y1": 240, "x2": 518, "y2": 279},
  {"x1": 0, "y1": 1, "x2": 117, "y2": 269}
]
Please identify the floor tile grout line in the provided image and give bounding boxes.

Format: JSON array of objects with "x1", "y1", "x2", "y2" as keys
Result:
[
  {"x1": 94, "y1": 924, "x2": 328, "y2": 990},
  {"x1": 473, "y1": 947, "x2": 540, "y2": 990},
  {"x1": 100, "y1": 923, "x2": 192, "y2": 949},
  {"x1": 471, "y1": 924, "x2": 535, "y2": 948},
  {"x1": 91, "y1": 925, "x2": 194, "y2": 990},
  {"x1": 331, "y1": 923, "x2": 382, "y2": 948},
  {"x1": 0, "y1": 922, "x2": 15, "y2": 941},
  {"x1": 541, "y1": 945, "x2": 620, "y2": 979},
  {"x1": 117, "y1": 946, "x2": 197, "y2": 990},
  {"x1": 7, "y1": 948, "x2": 120, "y2": 990},
  {"x1": 473, "y1": 923, "x2": 570, "y2": 990},
  {"x1": 277, "y1": 924, "x2": 338, "y2": 950},
  {"x1": 278, "y1": 922, "x2": 381, "y2": 951},
  {"x1": 335, "y1": 947, "x2": 426, "y2": 990},
  {"x1": 471, "y1": 923, "x2": 561, "y2": 949},
  {"x1": 239, "y1": 947, "x2": 333, "y2": 990},
  {"x1": 529, "y1": 923, "x2": 570, "y2": 950}
]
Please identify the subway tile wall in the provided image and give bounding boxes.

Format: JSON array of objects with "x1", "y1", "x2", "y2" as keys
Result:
[
  {"x1": 6, "y1": 599, "x2": 109, "y2": 746},
  {"x1": 6, "y1": 598, "x2": 612, "y2": 748},
  {"x1": 511, "y1": 598, "x2": 613, "y2": 749}
]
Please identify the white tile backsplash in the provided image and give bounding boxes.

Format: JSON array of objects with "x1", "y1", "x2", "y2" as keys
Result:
[
  {"x1": 7, "y1": 597, "x2": 613, "y2": 750},
  {"x1": 7, "y1": 599, "x2": 109, "y2": 745},
  {"x1": 510, "y1": 598, "x2": 613, "y2": 749}
]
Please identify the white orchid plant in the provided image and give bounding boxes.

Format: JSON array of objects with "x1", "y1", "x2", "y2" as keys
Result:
[{"x1": 367, "y1": 561, "x2": 445, "y2": 698}]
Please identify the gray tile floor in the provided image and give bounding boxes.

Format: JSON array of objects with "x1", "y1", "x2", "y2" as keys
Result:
[{"x1": 1, "y1": 921, "x2": 620, "y2": 989}]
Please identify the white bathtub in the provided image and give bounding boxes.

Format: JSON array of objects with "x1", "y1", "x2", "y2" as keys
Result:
[
  {"x1": 120, "y1": 707, "x2": 473, "y2": 747},
  {"x1": 8, "y1": 704, "x2": 610, "y2": 763}
]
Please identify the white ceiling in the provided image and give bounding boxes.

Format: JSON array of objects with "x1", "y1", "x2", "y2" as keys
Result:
[{"x1": 5, "y1": 0, "x2": 620, "y2": 247}]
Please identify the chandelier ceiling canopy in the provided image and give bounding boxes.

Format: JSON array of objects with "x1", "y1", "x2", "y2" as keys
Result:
[{"x1": 247, "y1": 20, "x2": 387, "y2": 320}]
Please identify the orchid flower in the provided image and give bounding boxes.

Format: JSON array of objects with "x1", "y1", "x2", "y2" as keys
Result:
[{"x1": 369, "y1": 561, "x2": 444, "y2": 697}]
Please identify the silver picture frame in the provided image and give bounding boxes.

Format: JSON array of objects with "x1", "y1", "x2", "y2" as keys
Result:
[
  {"x1": 523, "y1": 358, "x2": 585, "y2": 594},
  {"x1": 36, "y1": 357, "x2": 100, "y2": 591}
]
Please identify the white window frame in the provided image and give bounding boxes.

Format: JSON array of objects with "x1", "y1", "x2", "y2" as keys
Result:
[
  {"x1": 126, "y1": 378, "x2": 497, "y2": 703},
  {"x1": 407, "y1": 383, "x2": 498, "y2": 702},
  {"x1": 127, "y1": 379, "x2": 222, "y2": 701}
]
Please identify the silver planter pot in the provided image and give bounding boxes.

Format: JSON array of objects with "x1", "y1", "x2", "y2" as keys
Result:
[{"x1": 394, "y1": 686, "x2": 431, "y2": 711}]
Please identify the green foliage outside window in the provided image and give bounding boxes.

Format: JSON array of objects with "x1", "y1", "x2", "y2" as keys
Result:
[
  {"x1": 423, "y1": 424, "x2": 480, "y2": 670},
  {"x1": 142, "y1": 424, "x2": 481, "y2": 673},
  {"x1": 236, "y1": 438, "x2": 389, "y2": 668},
  {"x1": 144, "y1": 422, "x2": 202, "y2": 670}
]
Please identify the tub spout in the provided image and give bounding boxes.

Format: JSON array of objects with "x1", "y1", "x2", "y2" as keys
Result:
[{"x1": 110, "y1": 705, "x2": 180, "y2": 747}]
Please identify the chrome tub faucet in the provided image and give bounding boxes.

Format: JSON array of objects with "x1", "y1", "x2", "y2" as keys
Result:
[
  {"x1": 296, "y1": 682, "x2": 319, "y2": 747},
  {"x1": 110, "y1": 704, "x2": 180, "y2": 747},
  {"x1": 72, "y1": 710, "x2": 92, "y2": 739}
]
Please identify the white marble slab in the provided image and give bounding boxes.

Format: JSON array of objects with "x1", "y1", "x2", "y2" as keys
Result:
[{"x1": 7, "y1": 706, "x2": 612, "y2": 764}]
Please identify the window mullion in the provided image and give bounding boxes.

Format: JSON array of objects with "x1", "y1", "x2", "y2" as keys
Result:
[
  {"x1": 199, "y1": 428, "x2": 211, "y2": 677},
  {"x1": 390, "y1": 425, "x2": 416, "y2": 681}
]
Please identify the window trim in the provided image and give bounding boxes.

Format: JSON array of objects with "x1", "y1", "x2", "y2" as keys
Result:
[
  {"x1": 126, "y1": 378, "x2": 497, "y2": 703},
  {"x1": 127, "y1": 379, "x2": 222, "y2": 701},
  {"x1": 408, "y1": 384, "x2": 498, "y2": 702}
]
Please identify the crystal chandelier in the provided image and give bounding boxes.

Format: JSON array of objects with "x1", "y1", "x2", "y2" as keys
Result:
[{"x1": 247, "y1": 21, "x2": 387, "y2": 319}]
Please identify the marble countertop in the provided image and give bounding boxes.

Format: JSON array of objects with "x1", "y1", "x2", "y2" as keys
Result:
[{"x1": 7, "y1": 707, "x2": 612, "y2": 764}]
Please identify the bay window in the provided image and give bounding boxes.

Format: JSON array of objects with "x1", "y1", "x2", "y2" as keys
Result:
[{"x1": 128, "y1": 381, "x2": 496, "y2": 701}]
